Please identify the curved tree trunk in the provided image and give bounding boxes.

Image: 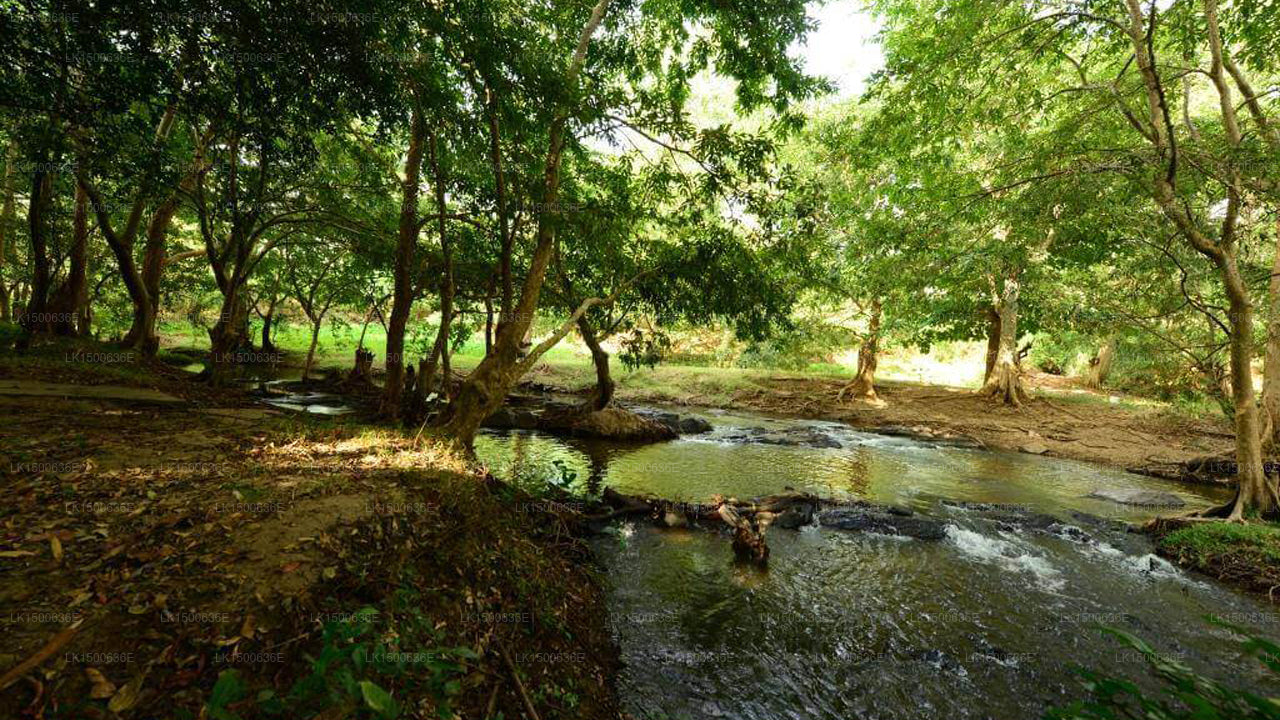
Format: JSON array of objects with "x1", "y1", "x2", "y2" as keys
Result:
[
  {"x1": 1086, "y1": 337, "x2": 1115, "y2": 390},
  {"x1": 983, "y1": 304, "x2": 1001, "y2": 384},
  {"x1": 840, "y1": 299, "x2": 881, "y2": 402},
  {"x1": 436, "y1": 0, "x2": 611, "y2": 448},
  {"x1": 578, "y1": 315, "x2": 614, "y2": 411},
  {"x1": 980, "y1": 276, "x2": 1028, "y2": 406}
]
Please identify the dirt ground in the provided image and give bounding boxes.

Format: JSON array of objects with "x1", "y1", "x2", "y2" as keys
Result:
[{"x1": 0, "y1": 385, "x2": 618, "y2": 719}]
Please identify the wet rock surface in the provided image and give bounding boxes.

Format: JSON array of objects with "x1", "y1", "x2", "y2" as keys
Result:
[
  {"x1": 719, "y1": 427, "x2": 844, "y2": 449},
  {"x1": 633, "y1": 408, "x2": 713, "y2": 435},
  {"x1": 1088, "y1": 487, "x2": 1186, "y2": 508},
  {"x1": 818, "y1": 503, "x2": 948, "y2": 540},
  {"x1": 872, "y1": 424, "x2": 985, "y2": 448}
]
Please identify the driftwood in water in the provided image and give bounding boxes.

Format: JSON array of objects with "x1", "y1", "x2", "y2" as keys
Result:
[
  {"x1": 717, "y1": 502, "x2": 770, "y2": 565},
  {"x1": 575, "y1": 488, "x2": 950, "y2": 567}
]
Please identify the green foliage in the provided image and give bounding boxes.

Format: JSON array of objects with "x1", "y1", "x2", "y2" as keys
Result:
[
  {"x1": 618, "y1": 328, "x2": 672, "y2": 372},
  {"x1": 1045, "y1": 623, "x2": 1280, "y2": 720},
  {"x1": 206, "y1": 603, "x2": 476, "y2": 719},
  {"x1": 0, "y1": 321, "x2": 23, "y2": 350}
]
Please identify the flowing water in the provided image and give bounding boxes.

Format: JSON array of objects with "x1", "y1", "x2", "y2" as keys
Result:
[{"x1": 474, "y1": 407, "x2": 1279, "y2": 720}]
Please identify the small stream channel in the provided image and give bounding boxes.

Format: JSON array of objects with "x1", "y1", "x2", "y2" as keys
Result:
[{"x1": 472, "y1": 408, "x2": 1278, "y2": 720}]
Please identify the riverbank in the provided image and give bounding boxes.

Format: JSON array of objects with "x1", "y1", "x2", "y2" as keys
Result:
[
  {"x1": 142, "y1": 319, "x2": 1235, "y2": 480},
  {"x1": 1148, "y1": 519, "x2": 1280, "y2": 599},
  {"x1": 513, "y1": 360, "x2": 1236, "y2": 483},
  {"x1": 0, "y1": 370, "x2": 619, "y2": 718}
]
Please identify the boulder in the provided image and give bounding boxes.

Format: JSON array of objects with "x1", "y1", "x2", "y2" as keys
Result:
[
  {"x1": 1087, "y1": 488, "x2": 1186, "y2": 508},
  {"x1": 568, "y1": 408, "x2": 678, "y2": 441},
  {"x1": 678, "y1": 416, "x2": 713, "y2": 434},
  {"x1": 753, "y1": 429, "x2": 843, "y2": 449}
]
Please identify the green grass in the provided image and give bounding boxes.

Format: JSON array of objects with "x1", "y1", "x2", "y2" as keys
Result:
[
  {"x1": 1156, "y1": 521, "x2": 1280, "y2": 594},
  {"x1": 159, "y1": 319, "x2": 583, "y2": 371},
  {"x1": 1159, "y1": 521, "x2": 1280, "y2": 566}
]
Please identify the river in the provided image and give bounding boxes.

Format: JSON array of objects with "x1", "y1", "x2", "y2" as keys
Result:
[{"x1": 473, "y1": 407, "x2": 1278, "y2": 720}]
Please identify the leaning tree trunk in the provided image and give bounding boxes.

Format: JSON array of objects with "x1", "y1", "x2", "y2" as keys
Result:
[
  {"x1": 436, "y1": 0, "x2": 611, "y2": 448},
  {"x1": 1086, "y1": 337, "x2": 1116, "y2": 390},
  {"x1": 578, "y1": 315, "x2": 614, "y2": 411},
  {"x1": 980, "y1": 276, "x2": 1028, "y2": 406},
  {"x1": 983, "y1": 305, "x2": 1001, "y2": 384},
  {"x1": 380, "y1": 109, "x2": 427, "y2": 418},
  {"x1": 841, "y1": 299, "x2": 881, "y2": 401},
  {"x1": 47, "y1": 182, "x2": 89, "y2": 336}
]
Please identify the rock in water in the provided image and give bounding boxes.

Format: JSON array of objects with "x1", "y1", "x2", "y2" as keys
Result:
[
  {"x1": 1087, "y1": 488, "x2": 1186, "y2": 508},
  {"x1": 818, "y1": 507, "x2": 947, "y2": 540},
  {"x1": 678, "y1": 416, "x2": 713, "y2": 434},
  {"x1": 1018, "y1": 442, "x2": 1049, "y2": 455}
]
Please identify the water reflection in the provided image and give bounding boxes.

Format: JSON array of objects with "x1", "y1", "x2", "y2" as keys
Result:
[{"x1": 474, "y1": 410, "x2": 1271, "y2": 720}]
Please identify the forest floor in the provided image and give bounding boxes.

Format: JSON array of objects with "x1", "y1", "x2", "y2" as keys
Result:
[{"x1": 0, "y1": 343, "x2": 619, "y2": 719}]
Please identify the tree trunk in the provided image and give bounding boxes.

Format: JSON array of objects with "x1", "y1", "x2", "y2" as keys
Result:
[
  {"x1": 124, "y1": 193, "x2": 183, "y2": 354},
  {"x1": 980, "y1": 275, "x2": 1028, "y2": 406},
  {"x1": 427, "y1": 131, "x2": 454, "y2": 399},
  {"x1": 421, "y1": 330, "x2": 444, "y2": 399},
  {"x1": 209, "y1": 287, "x2": 250, "y2": 381},
  {"x1": 983, "y1": 305, "x2": 1001, "y2": 384},
  {"x1": 1219, "y1": 253, "x2": 1277, "y2": 519},
  {"x1": 1262, "y1": 218, "x2": 1280, "y2": 450},
  {"x1": 380, "y1": 109, "x2": 427, "y2": 418},
  {"x1": 260, "y1": 299, "x2": 278, "y2": 353},
  {"x1": 22, "y1": 168, "x2": 53, "y2": 334},
  {"x1": 578, "y1": 315, "x2": 614, "y2": 411},
  {"x1": 841, "y1": 299, "x2": 881, "y2": 401},
  {"x1": 302, "y1": 319, "x2": 321, "y2": 381},
  {"x1": 437, "y1": 0, "x2": 611, "y2": 447},
  {"x1": 47, "y1": 182, "x2": 89, "y2": 336},
  {"x1": 0, "y1": 140, "x2": 15, "y2": 323},
  {"x1": 1087, "y1": 337, "x2": 1116, "y2": 390}
]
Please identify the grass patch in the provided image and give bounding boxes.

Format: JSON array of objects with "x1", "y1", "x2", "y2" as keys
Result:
[{"x1": 1156, "y1": 521, "x2": 1280, "y2": 595}]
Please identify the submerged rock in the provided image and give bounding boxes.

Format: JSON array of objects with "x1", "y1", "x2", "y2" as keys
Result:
[
  {"x1": 719, "y1": 427, "x2": 843, "y2": 449},
  {"x1": 818, "y1": 506, "x2": 947, "y2": 540},
  {"x1": 1088, "y1": 488, "x2": 1186, "y2": 508}
]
